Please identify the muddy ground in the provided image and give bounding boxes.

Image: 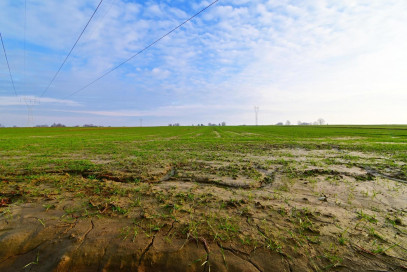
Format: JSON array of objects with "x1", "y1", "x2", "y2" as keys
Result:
[{"x1": 1, "y1": 144, "x2": 407, "y2": 271}]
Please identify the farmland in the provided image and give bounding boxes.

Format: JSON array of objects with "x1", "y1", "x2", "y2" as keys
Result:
[{"x1": 1, "y1": 125, "x2": 407, "y2": 271}]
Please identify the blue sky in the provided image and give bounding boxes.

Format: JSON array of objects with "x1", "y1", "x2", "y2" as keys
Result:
[{"x1": 1, "y1": 0, "x2": 407, "y2": 126}]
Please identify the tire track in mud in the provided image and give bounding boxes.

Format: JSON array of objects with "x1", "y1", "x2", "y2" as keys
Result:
[
  {"x1": 361, "y1": 166, "x2": 407, "y2": 184},
  {"x1": 173, "y1": 176, "x2": 259, "y2": 189}
]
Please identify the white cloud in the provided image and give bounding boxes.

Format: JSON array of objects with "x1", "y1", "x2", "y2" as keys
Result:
[
  {"x1": 0, "y1": 0, "x2": 406, "y2": 125},
  {"x1": 151, "y1": 67, "x2": 171, "y2": 79},
  {"x1": 64, "y1": 103, "x2": 248, "y2": 117},
  {"x1": 0, "y1": 96, "x2": 80, "y2": 107}
]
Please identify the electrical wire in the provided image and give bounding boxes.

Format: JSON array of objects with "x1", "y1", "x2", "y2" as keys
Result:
[
  {"x1": 0, "y1": 33, "x2": 18, "y2": 97},
  {"x1": 64, "y1": 0, "x2": 220, "y2": 98},
  {"x1": 24, "y1": 0, "x2": 27, "y2": 89},
  {"x1": 23, "y1": 0, "x2": 35, "y2": 127},
  {"x1": 83, "y1": 0, "x2": 117, "y2": 43},
  {"x1": 40, "y1": 0, "x2": 104, "y2": 97}
]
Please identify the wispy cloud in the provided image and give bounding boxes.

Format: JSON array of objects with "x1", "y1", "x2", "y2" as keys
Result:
[
  {"x1": 0, "y1": 0, "x2": 406, "y2": 126},
  {"x1": 0, "y1": 96, "x2": 80, "y2": 107},
  {"x1": 62, "y1": 103, "x2": 248, "y2": 117}
]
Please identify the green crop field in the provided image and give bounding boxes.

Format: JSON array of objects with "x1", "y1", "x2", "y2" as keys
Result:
[{"x1": 1, "y1": 125, "x2": 407, "y2": 271}]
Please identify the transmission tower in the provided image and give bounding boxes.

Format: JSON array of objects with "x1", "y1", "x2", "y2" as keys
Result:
[
  {"x1": 254, "y1": 106, "x2": 259, "y2": 126},
  {"x1": 23, "y1": 97, "x2": 39, "y2": 127}
]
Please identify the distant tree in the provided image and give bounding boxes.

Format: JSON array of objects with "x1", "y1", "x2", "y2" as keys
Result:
[
  {"x1": 285, "y1": 120, "x2": 291, "y2": 126},
  {"x1": 51, "y1": 123, "x2": 65, "y2": 127},
  {"x1": 221, "y1": 122, "x2": 226, "y2": 126},
  {"x1": 317, "y1": 118, "x2": 326, "y2": 125},
  {"x1": 276, "y1": 122, "x2": 283, "y2": 126}
]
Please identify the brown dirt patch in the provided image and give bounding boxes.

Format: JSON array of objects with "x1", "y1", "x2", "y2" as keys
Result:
[{"x1": 1, "y1": 148, "x2": 407, "y2": 271}]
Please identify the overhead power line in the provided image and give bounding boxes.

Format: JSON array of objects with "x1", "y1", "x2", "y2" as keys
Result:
[
  {"x1": 65, "y1": 0, "x2": 220, "y2": 98},
  {"x1": 23, "y1": 0, "x2": 37, "y2": 127},
  {"x1": 24, "y1": 0, "x2": 27, "y2": 89},
  {"x1": 40, "y1": 0, "x2": 104, "y2": 98},
  {"x1": 0, "y1": 33, "x2": 18, "y2": 97},
  {"x1": 83, "y1": 0, "x2": 117, "y2": 43}
]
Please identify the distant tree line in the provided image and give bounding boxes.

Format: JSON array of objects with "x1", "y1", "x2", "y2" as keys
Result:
[
  {"x1": 33, "y1": 123, "x2": 101, "y2": 128},
  {"x1": 207, "y1": 122, "x2": 226, "y2": 126},
  {"x1": 50, "y1": 123, "x2": 66, "y2": 127},
  {"x1": 169, "y1": 122, "x2": 226, "y2": 127},
  {"x1": 2, "y1": 119, "x2": 329, "y2": 128},
  {"x1": 275, "y1": 118, "x2": 326, "y2": 126}
]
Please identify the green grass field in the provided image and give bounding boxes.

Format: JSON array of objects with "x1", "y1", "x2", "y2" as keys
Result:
[
  {"x1": 1, "y1": 125, "x2": 406, "y2": 177},
  {"x1": 1, "y1": 125, "x2": 407, "y2": 271}
]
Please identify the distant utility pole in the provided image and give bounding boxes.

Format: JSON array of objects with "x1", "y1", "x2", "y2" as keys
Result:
[{"x1": 254, "y1": 106, "x2": 259, "y2": 126}]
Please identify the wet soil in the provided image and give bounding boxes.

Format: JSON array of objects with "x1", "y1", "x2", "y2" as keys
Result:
[{"x1": 1, "y1": 148, "x2": 407, "y2": 271}]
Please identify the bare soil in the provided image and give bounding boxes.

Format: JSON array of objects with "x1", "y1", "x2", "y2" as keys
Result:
[{"x1": 1, "y1": 148, "x2": 407, "y2": 271}]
